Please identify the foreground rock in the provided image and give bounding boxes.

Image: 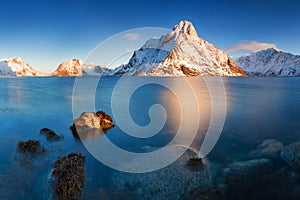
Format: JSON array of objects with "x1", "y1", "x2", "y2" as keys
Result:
[
  {"x1": 51, "y1": 153, "x2": 86, "y2": 200},
  {"x1": 70, "y1": 111, "x2": 114, "y2": 139},
  {"x1": 111, "y1": 146, "x2": 212, "y2": 200},
  {"x1": 95, "y1": 111, "x2": 114, "y2": 129},
  {"x1": 17, "y1": 140, "x2": 46, "y2": 153},
  {"x1": 40, "y1": 128, "x2": 63, "y2": 141},
  {"x1": 280, "y1": 141, "x2": 300, "y2": 173}
]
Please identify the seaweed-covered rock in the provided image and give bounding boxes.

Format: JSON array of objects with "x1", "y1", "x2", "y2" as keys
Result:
[
  {"x1": 249, "y1": 139, "x2": 283, "y2": 160},
  {"x1": 111, "y1": 146, "x2": 212, "y2": 200},
  {"x1": 70, "y1": 111, "x2": 114, "y2": 139},
  {"x1": 17, "y1": 140, "x2": 46, "y2": 153},
  {"x1": 51, "y1": 153, "x2": 86, "y2": 200},
  {"x1": 280, "y1": 141, "x2": 300, "y2": 172},
  {"x1": 40, "y1": 128, "x2": 63, "y2": 141}
]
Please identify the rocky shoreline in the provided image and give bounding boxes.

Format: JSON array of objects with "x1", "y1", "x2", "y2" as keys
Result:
[{"x1": 12, "y1": 111, "x2": 300, "y2": 199}]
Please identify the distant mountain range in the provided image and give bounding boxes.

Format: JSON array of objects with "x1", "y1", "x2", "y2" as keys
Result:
[
  {"x1": 235, "y1": 48, "x2": 300, "y2": 76},
  {"x1": 0, "y1": 20, "x2": 299, "y2": 77},
  {"x1": 0, "y1": 57, "x2": 45, "y2": 76},
  {"x1": 0, "y1": 57, "x2": 105, "y2": 77}
]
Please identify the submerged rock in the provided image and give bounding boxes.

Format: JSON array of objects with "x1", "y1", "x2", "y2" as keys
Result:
[
  {"x1": 220, "y1": 158, "x2": 273, "y2": 186},
  {"x1": 70, "y1": 111, "x2": 114, "y2": 139},
  {"x1": 186, "y1": 188, "x2": 226, "y2": 200},
  {"x1": 280, "y1": 141, "x2": 300, "y2": 172},
  {"x1": 185, "y1": 157, "x2": 204, "y2": 171},
  {"x1": 249, "y1": 139, "x2": 284, "y2": 160},
  {"x1": 111, "y1": 146, "x2": 212, "y2": 200},
  {"x1": 51, "y1": 153, "x2": 86, "y2": 200},
  {"x1": 40, "y1": 128, "x2": 63, "y2": 141},
  {"x1": 217, "y1": 158, "x2": 273, "y2": 197},
  {"x1": 85, "y1": 188, "x2": 136, "y2": 200},
  {"x1": 17, "y1": 140, "x2": 46, "y2": 153}
]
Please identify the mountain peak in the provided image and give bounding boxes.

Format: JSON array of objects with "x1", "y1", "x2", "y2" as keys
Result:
[
  {"x1": 272, "y1": 47, "x2": 281, "y2": 52},
  {"x1": 268, "y1": 47, "x2": 281, "y2": 52},
  {"x1": 173, "y1": 20, "x2": 198, "y2": 37},
  {"x1": 259, "y1": 47, "x2": 281, "y2": 53},
  {"x1": 112, "y1": 20, "x2": 246, "y2": 77},
  {"x1": 51, "y1": 58, "x2": 83, "y2": 76}
]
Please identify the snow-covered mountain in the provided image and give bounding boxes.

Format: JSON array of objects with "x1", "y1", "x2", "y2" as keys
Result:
[
  {"x1": 51, "y1": 58, "x2": 83, "y2": 76},
  {"x1": 111, "y1": 20, "x2": 246, "y2": 77},
  {"x1": 82, "y1": 64, "x2": 114, "y2": 76},
  {"x1": 235, "y1": 48, "x2": 300, "y2": 77},
  {"x1": 0, "y1": 57, "x2": 106, "y2": 77},
  {"x1": 50, "y1": 58, "x2": 110, "y2": 76},
  {"x1": 0, "y1": 57, "x2": 42, "y2": 76}
]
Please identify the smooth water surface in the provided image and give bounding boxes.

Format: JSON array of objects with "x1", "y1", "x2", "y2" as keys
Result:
[{"x1": 0, "y1": 77, "x2": 299, "y2": 199}]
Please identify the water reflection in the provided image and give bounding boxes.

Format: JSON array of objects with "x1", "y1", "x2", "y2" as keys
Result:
[
  {"x1": 160, "y1": 77, "x2": 230, "y2": 156},
  {"x1": 74, "y1": 77, "x2": 228, "y2": 161},
  {"x1": 7, "y1": 79, "x2": 26, "y2": 110},
  {"x1": 159, "y1": 77, "x2": 212, "y2": 150},
  {"x1": 72, "y1": 126, "x2": 104, "y2": 140},
  {"x1": 0, "y1": 77, "x2": 299, "y2": 199}
]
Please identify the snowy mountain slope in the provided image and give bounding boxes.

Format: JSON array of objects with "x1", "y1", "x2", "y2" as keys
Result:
[
  {"x1": 0, "y1": 57, "x2": 42, "y2": 76},
  {"x1": 111, "y1": 20, "x2": 246, "y2": 77},
  {"x1": 51, "y1": 58, "x2": 110, "y2": 76},
  {"x1": 51, "y1": 58, "x2": 83, "y2": 76},
  {"x1": 82, "y1": 65, "x2": 113, "y2": 76},
  {"x1": 235, "y1": 48, "x2": 300, "y2": 76},
  {"x1": 0, "y1": 57, "x2": 110, "y2": 77}
]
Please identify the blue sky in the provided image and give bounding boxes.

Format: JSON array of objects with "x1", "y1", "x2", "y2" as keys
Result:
[{"x1": 0, "y1": 0, "x2": 299, "y2": 72}]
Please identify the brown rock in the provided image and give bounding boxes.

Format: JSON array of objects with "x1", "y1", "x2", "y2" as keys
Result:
[
  {"x1": 17, "y1": 140, "x2": 46, "y2": 153},
  {"x1": 71, "y1": 111, "x2": 114, "y2": 139},
  {"x1": 52, "y1": 153, "x2": 86, "y2": 199},
  {"x1": 40, "y1": 128, "x2": 63, "y2": 141}
]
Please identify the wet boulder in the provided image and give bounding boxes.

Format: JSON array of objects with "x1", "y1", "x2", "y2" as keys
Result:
[
  {"x1": 96, "y1": 111, "x2": 114, "y2": 129},
  {"x1": 51, "y1": 153, "x2": 86, "y2": 200},
  {"x1": 280, "y1": 141, "x2": 300, "y2": 173},
  {"x1": 70, "y1": 111, "x2": 114, "y2": 139},
  {"x1": 96, "y1": 111, "x2": 113, "y2": 122},
  {"x1": 17, "y1": 140, "x2": 46, "y2": 153},
  {"x1": 40, "y1": 128, "x2": 63, "y2": 141}
]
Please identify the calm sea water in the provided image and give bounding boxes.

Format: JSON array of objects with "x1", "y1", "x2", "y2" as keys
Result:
[{"x1": 0, "y1": 77, "x2": 299, "y2": 199}]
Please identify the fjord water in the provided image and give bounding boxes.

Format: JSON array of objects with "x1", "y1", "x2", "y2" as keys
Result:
[{"x1": 0, "y1": 77, "x2": 299, "y2": 199}]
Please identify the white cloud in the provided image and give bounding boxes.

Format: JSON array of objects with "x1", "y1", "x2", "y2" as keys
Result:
[
  {"x1": 124, "y1": 48, "x2": 134, "y2": 54},
  {"x1": 225, "y1": 41, "x2": 278, "y2": 53},
  {"x1": 123, "y1": 33, "x2": 141, "y2": 41}
]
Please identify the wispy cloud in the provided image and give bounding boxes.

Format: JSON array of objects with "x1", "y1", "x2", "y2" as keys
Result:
[
  {"x1": 123, "y1": 33, "x2": 141, "y2": 41},
  {"x1": 225, "y1": 41, "x2": 278, "y2": 53},
  {"x1": 124, "y1": 48, "x2": 134, "y2": 54}
]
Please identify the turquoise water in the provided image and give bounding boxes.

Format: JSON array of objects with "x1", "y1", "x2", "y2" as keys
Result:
[{"x1": 0, "y1": 77, "x2": 299, "y2": 199}]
